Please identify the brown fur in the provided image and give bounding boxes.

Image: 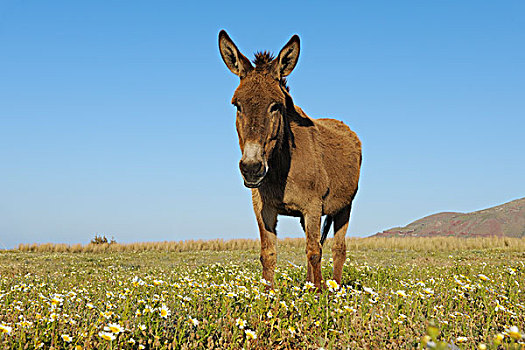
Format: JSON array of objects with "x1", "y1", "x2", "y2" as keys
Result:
[{"x1": 219, "y1": 30, "x2": 362, "y2": 289}]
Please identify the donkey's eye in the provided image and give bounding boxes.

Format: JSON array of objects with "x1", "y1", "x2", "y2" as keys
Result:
[{"x1": 270, "y1": 103, "x2": 282, "y2": 113}]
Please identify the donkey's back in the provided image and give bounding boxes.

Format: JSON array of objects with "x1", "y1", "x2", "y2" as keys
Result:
[{"x1": 293, "y1": 107, "x2": 361, "y2": 216}]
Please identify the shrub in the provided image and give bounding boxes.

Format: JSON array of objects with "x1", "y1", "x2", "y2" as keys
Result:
[{"x1": 90, "y1": 234, "x2": 116, "y2": 245}]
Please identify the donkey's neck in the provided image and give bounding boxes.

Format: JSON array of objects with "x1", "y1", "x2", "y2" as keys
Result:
[
  {"x1": 264, "y1": 98, "x2": 298, "y2": 189},
  {"x1": 262, "y1": 87, "x2": 314, "y2": 192}
]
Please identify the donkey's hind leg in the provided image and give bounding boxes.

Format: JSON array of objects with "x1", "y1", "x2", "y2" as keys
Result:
[
  {"x1": 332, "y1": 203, "x2": 352, "y2": 285},
  {"x1": 304, "y1": 210, "x2": 323, "y2": 290}
]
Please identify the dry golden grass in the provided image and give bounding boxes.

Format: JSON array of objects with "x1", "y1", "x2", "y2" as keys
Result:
[{"x1": 16, "y1": 236, "x2": 525, "y2": 253}]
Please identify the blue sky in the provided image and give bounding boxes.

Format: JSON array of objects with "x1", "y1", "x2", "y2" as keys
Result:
[{"x1": 1, "y1": 1, "x2": 524, "y2": 248}]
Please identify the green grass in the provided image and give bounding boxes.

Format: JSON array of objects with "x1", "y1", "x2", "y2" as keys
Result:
[{"x1": 0, "y1": 242, "x2": 524, "y2": 349}]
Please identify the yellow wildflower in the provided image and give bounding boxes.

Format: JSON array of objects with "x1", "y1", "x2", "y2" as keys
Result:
[
  {"x1": 236, "y1": 318, "x2": 246, "y2": 329},
  {"x1": 188, "y1": 317, "x2": 199, "y2": 327},
  {"x1": 159, "y1": 304, "x2": 171, "y2": 318},
  {"x1": 506, "y1": 326, "x2": 522, "y2": 340},
  {"x1": 423, "y1": 288, "x2": 434, "y2": 295},
  {"x1": 456, "y1": 336, "x2": 468, "y2": 343},
  {"x1": 396, "y1": 290, "x2": 407, "y2": 298},
  {"x1": 326, "y1": 279, "x2": 339, "y2": 291},
  {"x1": 478, "y1": 274, "x2": 489, "y2": 281},
  {"x1": 98, "y1": 331, "x2": 116, "y2": 341},
  {"x1": 0, "y1": 324, "x2": 12, "y2": 334},
  {"x1": 50, "y1": 295, "x2": 63, "y2": 305},
  {"x1": 105, "y1": 323, "x2": 123, "y2": 334},
  {"x1": 245, "y1": 329, "x2": 257, "y2": 340}
]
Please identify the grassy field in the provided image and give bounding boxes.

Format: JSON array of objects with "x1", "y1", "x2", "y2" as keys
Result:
[{"x1": 1, "y1": 237, "x2": 524, "y2": 349}]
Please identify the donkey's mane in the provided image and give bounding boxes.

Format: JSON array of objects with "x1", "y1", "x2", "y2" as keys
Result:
[
  {"x1": 253, "y1": 51, "x2": 290, "y2": 91},
  {"x1": 253, "y1": 51, "x2": 274, "y2": 67}
]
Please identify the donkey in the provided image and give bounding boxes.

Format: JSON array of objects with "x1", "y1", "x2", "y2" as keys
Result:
[{"x1": 218, "y1": 30, "x2": 361, "y2": 290}]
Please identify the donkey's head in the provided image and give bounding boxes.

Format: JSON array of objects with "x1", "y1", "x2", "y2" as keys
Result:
[{"x1": 219, "y1": 30, "x2": 300, "y2": 188}]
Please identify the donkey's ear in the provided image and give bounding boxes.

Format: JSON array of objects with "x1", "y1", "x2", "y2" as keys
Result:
[
  {"x1": 272, "y1": 35, "x2": 300, "y2": 79},
  {"x1": 218, "y1": 30, "x2": 253, "y2": 78}
]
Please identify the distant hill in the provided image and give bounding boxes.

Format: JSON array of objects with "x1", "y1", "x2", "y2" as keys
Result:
[{"x1": 374, "y1": 197, "x2": 525, "y2": 238}]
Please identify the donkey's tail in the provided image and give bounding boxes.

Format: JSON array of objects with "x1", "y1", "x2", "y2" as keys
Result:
[{"x1": 320, "y1": 215, "x2": 333, "y2": 246}]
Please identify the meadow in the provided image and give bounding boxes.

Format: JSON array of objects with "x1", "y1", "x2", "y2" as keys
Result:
[{"x1": 1, "y1": 237, "x2": 524, "y2": 349}]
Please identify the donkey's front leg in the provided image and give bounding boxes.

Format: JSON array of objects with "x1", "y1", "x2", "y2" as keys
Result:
[
  {"x1": 252, "y1": 193, "x2": 278, "y2": 288},
  {"x1": 304, "y1": 210, "x2": 323, "y2": 290}
]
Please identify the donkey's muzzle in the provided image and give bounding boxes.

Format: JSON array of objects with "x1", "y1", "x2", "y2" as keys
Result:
[
  {"x1": 239, "y1": 142, "x2": 267, "y2": 188},
  {"x1": 239, "y1": 160, "x2": 267, "y2": 188}
]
